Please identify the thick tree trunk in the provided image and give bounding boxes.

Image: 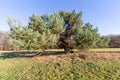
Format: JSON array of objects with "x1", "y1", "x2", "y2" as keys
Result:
[{"x1": 64, "y1": 45, "x2": 70, "y2": 54}]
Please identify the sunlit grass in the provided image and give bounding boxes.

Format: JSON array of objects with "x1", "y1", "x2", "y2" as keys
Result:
[
  {"x1": 0, "y1": 49, "x2": 120, "y2": 80},
  {"x1": 0, "y1": 59, "x2": 31, "y2": 80},
  {"x1": 90, "y1": 48, "x2": 120, "y2": 52},
  {"x1": 0, "y1": 59, "x2": 119, "y2": 80},
  {"x1": 1, "y1": 48, "x2": 120, "y2": 53}
]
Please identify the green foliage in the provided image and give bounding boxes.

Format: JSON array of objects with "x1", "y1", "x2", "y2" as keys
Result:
[
  {"x1": 58, "y1": 10, "x2": 83, "y2": 53},
  {"x1": 8, "y1": 18, "x2": 23, "y2": 49},
  {"x1": 28, "y1": 14, "x2": 46, "y2": 33},
  {"x1": 8, "y1": 15, "x2": 60, "y2": 50},
  {"x1": 39, "y1": 29, "x2": 58, "y2": 49},
  {"x1": 8, "y1": 11, "x2": 67, "y2": 50},
  {"x1": 74, "y1": 23, "x2": 100, "y2": 49},
  {"x1": 47, "y1": 12, "x2": 65, "y2": 34},
  {"x1": 96, "y1": 36, "x2": 110, "y2": 48},
  {"x1": 8, "y1": 10, "x2": 110, "y2": 52}
]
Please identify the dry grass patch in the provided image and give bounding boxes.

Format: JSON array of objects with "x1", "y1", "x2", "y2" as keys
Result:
[{"x1": 28, "y1": 52, "x2": 120, "y2": 63}]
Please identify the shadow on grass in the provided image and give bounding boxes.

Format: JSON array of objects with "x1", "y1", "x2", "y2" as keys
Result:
[{"x1": 0, "y1": 51, "x2": 65, "y2": 59}]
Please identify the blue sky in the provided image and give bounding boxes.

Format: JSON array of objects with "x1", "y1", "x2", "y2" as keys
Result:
[{"x1": 0, "y1": 0, "x2": 120, "y2": 35}]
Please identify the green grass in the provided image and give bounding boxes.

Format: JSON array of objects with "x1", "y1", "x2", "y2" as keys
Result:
[
  {"x1": 1, "y1": 48, "x2": 120, "y2": 53},
  {"x1": 0, "y1": 51, "x2": 120, "y2": 80},
  {"x1": 90, "y1": 48, "x2": 120, "y2": 53},
  {"x1": 0, "y1": 59, "x2": 120, "y2": 80},
  {"x1": 19, "y1": 60, "x2": 120, "y2": 80},
  {"x1": 0, "y1": 59, "x2": 32, "y2": 80},
  {"x1": 43, "y1": 48, "x2": 120, "y2": 52}
]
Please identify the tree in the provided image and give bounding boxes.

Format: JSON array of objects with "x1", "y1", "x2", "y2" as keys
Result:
[
  {"x1": 7, "y1": 13, "x2": 64, "y2": 51},
  {"x1": 74, "y1": 23, "x2": 100, "y2": 50},
  {"x1": 96, "y1": 36, "x2": 110, "y2": 48},
  {"x1": 58, "y1": 10, "x2": 83, "y2": 53},
  {"x1": 8, "y1": 10, "x2": 110, "y2": 53},
  {"x1": 58, "y1": 11, "x2": 109, "y2": 53},
  {"x1": 107, "y1": 35, "x2": 120, "y2": 48},
  {"x1": 0, "y1": 31, "x2": 10, "y2": 50},
  {"x1": 28, "y1": 13, "x2": 65, "y2": 50}
]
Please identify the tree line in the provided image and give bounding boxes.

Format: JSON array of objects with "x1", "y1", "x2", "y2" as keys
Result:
[
  {"x1": 107, "y1": 35, "x2": 120, "y2": 48},
  {"x1": 0, "y1": 31, "x2": 17, "y2": 50},
  {"x1": 1, "y1": 10, "x2": 118, "y2": 53}
]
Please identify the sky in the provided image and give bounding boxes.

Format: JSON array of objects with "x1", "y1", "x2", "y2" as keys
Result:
[{"x1": 0, "y1": 0, "x2": 120, "y2": 35}]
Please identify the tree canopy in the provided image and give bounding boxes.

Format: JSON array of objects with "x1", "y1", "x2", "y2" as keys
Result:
[{"x1": 8, "y1": 10, "x2": 110, "y2": 53}]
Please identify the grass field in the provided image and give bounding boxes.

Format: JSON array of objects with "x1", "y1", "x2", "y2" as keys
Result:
[
  {"x1": 0, "y1": 49, "x2": 120, "y2": 80},
  {"x1": 90, "y1": 48, "x2": 120, "y2": 53},
  {"x1": 1, "y1": 48, "x2": 120, "y2": 53}
]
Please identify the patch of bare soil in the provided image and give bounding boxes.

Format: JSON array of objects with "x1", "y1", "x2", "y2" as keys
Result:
[{"x1": 26, "y1": 52, "x2": 120, "y2": 63}]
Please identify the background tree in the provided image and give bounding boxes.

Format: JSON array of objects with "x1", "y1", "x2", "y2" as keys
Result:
[
  {"x1": 0, "y1": 31, "x2": 12, "y2": 51},
  {"x1": 0, "y1": 31, "x2": 5, "y2": 50},
  {"x1": 107, "y1": 35, "x2": 120, "y2": 48}
]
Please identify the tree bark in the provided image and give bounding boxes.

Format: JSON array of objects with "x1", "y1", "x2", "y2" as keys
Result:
[{"x1": 64, "y1": 45, "x2": 70, "y2": 54}]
